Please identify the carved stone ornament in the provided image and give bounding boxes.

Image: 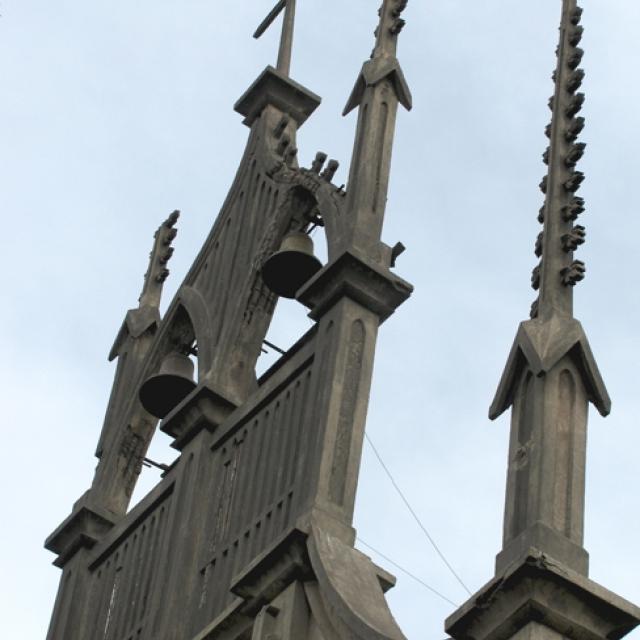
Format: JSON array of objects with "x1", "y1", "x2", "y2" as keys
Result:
[
  {"x1": 535, "y1": 231, "x2": 543, "y2": 258},
  {"x1": 565, "y1": 116, "x2": 585, "y2": 142},
  {"x1": 566, "y1": 68, "x2": 585, "y2": 93},
  {"x1": 565, "y1": 92, "x2": 585, "y2": 118},
  {"x1": 571, "y1": 5, "x2": 584, "y2": 26},
  {"x1": 561, "y1": 225, "x2": 586, "y2": 252},
  {"x1": 564, "y1": 171, "x2": 585, "y2": 193},
  {"x1": 569, "y1": 26, "x2": 585, "y2": 47},
  {"x1": 531, "y1": 262, "x2": 542, "y2": 291},
  {"x1": 561, "y1": 197, "x2": 586, "y2": 221},
  {"x1": 565, "y1": 142, "x2": 586, "y2": 167},
  {"x1": 567, "y1": 48, "x2": 584, "y2": 70},
  {"x1": 561, "y1": 260, "x2": 586, "y2": 286}
]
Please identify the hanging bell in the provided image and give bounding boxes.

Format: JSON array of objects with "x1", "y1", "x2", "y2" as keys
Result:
[
  {"x1": 139, "y1": 351, "x2": 197, "y2": 419},
  {"x1": 261, "y1": 231, "x2": 323, "y2": 299}
]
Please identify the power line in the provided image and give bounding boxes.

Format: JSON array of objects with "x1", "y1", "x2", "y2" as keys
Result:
[
  {"x1": 356, "y1": 537, "x2": 459, "y2": 608},
  {"x1": 364, "y1": 432, "x2": 472, "y2": 596}
]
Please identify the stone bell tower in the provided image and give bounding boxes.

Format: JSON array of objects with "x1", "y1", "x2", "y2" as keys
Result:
[
  {"x1": 44, "y1": 2, "x2": 415, "y2": 639},
  {"x1": 446, "y1": 3, "x2": 640, "y2": 640}
]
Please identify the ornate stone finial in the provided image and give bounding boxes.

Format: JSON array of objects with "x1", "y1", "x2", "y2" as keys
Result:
[
  {"x1": 373, "y1": 0, "x2": 410, "y2": 58},
  {"x1": 534, "y1": 1, "x2": 588, "y2": 320},
  {"x1": 139, "y1": 210, "x2": 180, "y2": 307}
]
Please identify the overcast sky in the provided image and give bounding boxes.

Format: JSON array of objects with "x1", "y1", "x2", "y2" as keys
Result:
[{"x1": 2, "y1": 1, "x2": 639, "y2": 639}]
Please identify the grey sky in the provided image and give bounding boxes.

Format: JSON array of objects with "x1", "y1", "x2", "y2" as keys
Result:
[{"x1": 1, "y1": 1, "x2": 639, "y2": 638}]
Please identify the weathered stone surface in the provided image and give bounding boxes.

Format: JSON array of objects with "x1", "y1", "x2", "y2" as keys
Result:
[
  {"x1": 44, "y1": 3, "x2": 414, "y2": 639},
  {"x1": 446, "y1": 552, "x2": 640, "y2": 640}
]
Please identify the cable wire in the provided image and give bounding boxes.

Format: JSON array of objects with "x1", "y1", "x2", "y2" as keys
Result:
[
  {"x1": 356, "y1": 537, "x2": 459, "y2": 608},
  {"x1": 364, "y1": 432, "x2": 472, "y2": 596}
]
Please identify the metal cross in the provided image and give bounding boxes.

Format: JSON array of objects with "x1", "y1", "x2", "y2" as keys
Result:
[{"x1": 253, "y1": 0, "x2": 297, "y2": 76}]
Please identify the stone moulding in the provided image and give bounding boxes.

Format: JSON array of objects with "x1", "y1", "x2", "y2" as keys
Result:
[
  {"x1": 191, "y1": 525, "x2": 406, "y2": 640},
  {"x1": 234, "y1": 65, "x2": 321, "y2": 127},
  {"x1": 343, "y1": 56, "x2": 413, "y2": 116}
]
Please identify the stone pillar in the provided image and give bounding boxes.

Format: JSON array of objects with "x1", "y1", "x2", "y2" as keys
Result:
[
  {"x1": 497, "y1": 355, "x2": 589, "y2": 575},
  {"x1": 296, "y1": 250, "x2": 412, "y2": 540}
]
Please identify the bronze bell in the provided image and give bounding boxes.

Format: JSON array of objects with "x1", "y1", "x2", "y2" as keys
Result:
[
  {"x1": 139, "y1": 351, "x2": 197, "y2": 419},
  {"x1": 261, "y1": 231, "x2": 322, "y2": 299}
]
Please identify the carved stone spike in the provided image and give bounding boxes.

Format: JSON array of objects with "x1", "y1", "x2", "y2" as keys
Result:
[
  {"x1": 321, "y1": 159, "x2": 340, "y2": 182},
  {"x1": 568, "y1": 48, "x2": 584, "y2": 70},
  {"x1": 565, "y1": 116, "x2": 585, "y2": 142},
  {"x1": 530, "y1": 297, "x2": 540, "y2": 319},
  {"x1": 564, "y1": 171, "x2": 585, "y2": 192},
  {"x1": 561, "y1": 260, "x2": 586, "y2": 286},
  {"x1": 566, "y1": 69, "x2": 585, "y2": 93},
  {"x1": 163, "y1": 228, "x2": 178, "y2": 246},
  {"x1": 273, "y1": 114, "x2": 290, "y2": 139},
  {"x1": 545, "y1": 123, "x2": 552, "y2": 139},
  {"x1": 565, "y1": 92, "x2": 585, "y2": 118},
  {"x1": 561, "y1": 225, "x2": 586, "y2": 252},
  {"x1": 569, "y1": 26, "x2": 584, "y2": 47},
  {"x1": 565, "y1": 142, "x2": 586, "y2": 167},
  {"x1": 561, "y1": 197, "x2": 585, "y2": 221},
  {"x1": 542, "y1": 147, "x2": 550, "y2": 165},
  {"x1": 535, "y1": 231, "x2": 543, "y2": 258},
  {"x1": 159, "y1": 247, "x2": 175, "y2": 265},
  {"x1": 311, "y1": 152, "x2": 328, "y2": 174},
  {"x1": 531, "y1": 263, "x2": 541, "y2": 291},
  {"x1": 571, "y1": 6, "x2": 584, "y2": 26},
  {"x1": 156, "y1": 268, "x2": 170, "y2": 283},
  {"x1": 538, "y1": 204, "x2": 546, "y2": 224},
  {"x1": 539, "y1": 176, "x2": 548, "y2": 194},
  {"x1": 551, "y1": 70, "x2": 557, "y2": 83},
  {"x1": 276, "y1": 135, "x2": 291, "y2": 156},
  {"x1": 548, "y1": 96, "x2": 555, "y2": 111}
]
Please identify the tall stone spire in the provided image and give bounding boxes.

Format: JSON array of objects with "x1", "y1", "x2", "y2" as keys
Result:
[
  {"x1": 447, "y1": 4, "x2": 640, "y2": 640},
  {"x1": 534, "y1": 1, "x2": 587, "y2": 321}
]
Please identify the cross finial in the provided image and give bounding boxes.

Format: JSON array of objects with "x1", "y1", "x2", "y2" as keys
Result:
[{"x1": 253, "y1": 0, "x2": 297, "y2": 76}]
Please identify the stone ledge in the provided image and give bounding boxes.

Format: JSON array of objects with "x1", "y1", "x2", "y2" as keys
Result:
[
  {"x1": 45, "y1": 492, "x2": 116, "y2": 568},
  {"x1": 297, "y1": 249, "x2": 413, "y2": 323},
  {"x1": 234, "y1": 66, "x2": 321, "y2": 127},
  {"x1": 446, "y1": 550, "x2": 640, "y2": 640},
  {"x1": 160, "y1": 384, "x2": 237, "y2": 449}
]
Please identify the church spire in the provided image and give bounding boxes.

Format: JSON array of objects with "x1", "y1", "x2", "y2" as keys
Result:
[
  {"x1": 447, "y1": 7, "x2": 640, "y2": 639},
  {"x1": 489, "y1": 0, "x2": 609, "y2": 423},
  {"x1": 533, "y1": 0, "x2": 587, "y2": 321}
]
